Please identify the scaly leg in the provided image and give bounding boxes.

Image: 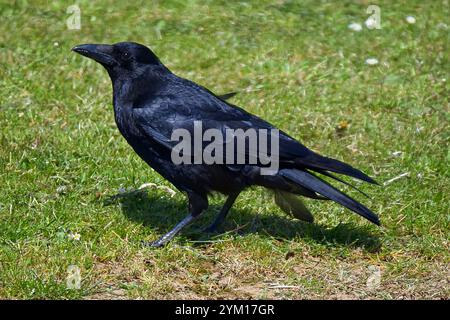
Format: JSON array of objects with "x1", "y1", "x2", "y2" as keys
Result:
[
  {"x1": 146, "y1": 192, "x2": 208, "y2": 247},
  {"x1": 203, "y1": 192, "x2": 240, "y2": 233}
]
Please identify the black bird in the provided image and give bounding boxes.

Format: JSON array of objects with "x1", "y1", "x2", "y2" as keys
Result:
[{"x1": 73, "y1": 42, "x2": 379, "y2": 247}]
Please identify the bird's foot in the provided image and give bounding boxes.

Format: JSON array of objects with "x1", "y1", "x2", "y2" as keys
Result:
[
  {"x1": 201, "y1": 224, "x2": 223, "y2": 234},
  {"x1": 141, "y1": 240, "x2": 166, "y2": 248}
]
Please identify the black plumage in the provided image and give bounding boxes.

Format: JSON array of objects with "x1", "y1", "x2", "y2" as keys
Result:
[{"x1": 73, "y1": 42, "x2": 379, "y2": 247}]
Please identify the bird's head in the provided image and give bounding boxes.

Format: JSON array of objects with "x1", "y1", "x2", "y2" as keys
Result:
[{"x1": 72, "y1": 42, "x2": 165, "y2": 80}]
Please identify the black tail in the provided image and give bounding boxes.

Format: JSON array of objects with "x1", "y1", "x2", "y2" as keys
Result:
[
  {"x1": 279, "y1": 169, "x2": 380, "y2": 225},
  {"x1": 296, "y1": 152, "x2": 379, "y2": 185},
  {"x1": 315, "y1": 169, "x2": 370, "y2": 198}
]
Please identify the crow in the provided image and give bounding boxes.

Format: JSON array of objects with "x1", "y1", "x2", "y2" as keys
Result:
[{"x1": 73, "y1": 42, "x2": 379, "y2": 247}]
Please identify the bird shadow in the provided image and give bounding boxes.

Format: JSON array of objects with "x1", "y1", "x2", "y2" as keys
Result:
[{"x1": 104, "y1": 189, "x2": 381, "y2": 253}]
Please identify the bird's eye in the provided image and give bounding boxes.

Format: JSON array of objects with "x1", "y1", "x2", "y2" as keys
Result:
[{"x1": 122, "y1": 51, "x2": 131, "y2": 60}]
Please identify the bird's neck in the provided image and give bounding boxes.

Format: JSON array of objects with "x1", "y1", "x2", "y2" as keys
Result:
[{"x1": 110, "y1": 67, "x2": 168, "y2": 106}]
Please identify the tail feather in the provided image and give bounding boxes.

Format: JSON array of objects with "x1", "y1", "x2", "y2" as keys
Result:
[
  {"x1": 279, "y1": 169, "x2": 380, "y2": 225},
  {"x1": 315, "y1": 169, "x2": 370, "y2": 198},
  {"x1": 296, "y1": 153, "x2": 379, "y2": 185}
]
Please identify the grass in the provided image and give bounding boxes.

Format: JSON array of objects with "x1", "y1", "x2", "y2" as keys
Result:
[{"x1": 0, "y1": 0, "x2": 448, "y2": 299}]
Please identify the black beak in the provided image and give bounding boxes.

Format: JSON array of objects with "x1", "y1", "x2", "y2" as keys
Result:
[{"x1": 72, "y1": 44, "x2": 116, "y2": 66}]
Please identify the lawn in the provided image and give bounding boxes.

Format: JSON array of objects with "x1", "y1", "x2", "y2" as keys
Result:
[{"x1": 0, "y1": 0, "x2": 448, "y2": 299}]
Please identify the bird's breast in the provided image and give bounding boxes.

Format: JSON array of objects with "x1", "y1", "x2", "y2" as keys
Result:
[{"x1": 113, "y1": 104, "x2": 138, "y2": 139}]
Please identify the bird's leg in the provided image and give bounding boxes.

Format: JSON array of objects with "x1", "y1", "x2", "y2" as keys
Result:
[
  {"x1": 146, "y1": 192, "x2": 208, "y2": 248},
  {"x1": 203, "y1": 192, "x2": 240, "y2": 233},
  {"x1": 147, "y1": 214, "x2": 196, "y2": 248}
]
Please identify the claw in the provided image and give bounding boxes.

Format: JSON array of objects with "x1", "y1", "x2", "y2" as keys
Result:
[
  {"x1": 141, "y1": 240, "x2": 165, "y2": 248},
  {"x1": 202, "y1": 224, "x2": 223, "y2": 234}
]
